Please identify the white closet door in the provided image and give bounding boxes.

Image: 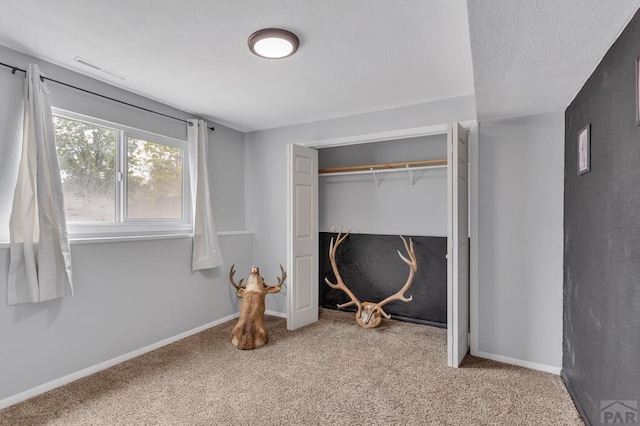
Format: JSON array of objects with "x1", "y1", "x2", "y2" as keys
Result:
[
  {"x1": 287, "y1": 144, "x2": 319, "y2": 330},
  {"x1": 447, "y1": 122, "x2": 469, "y2": 367}
]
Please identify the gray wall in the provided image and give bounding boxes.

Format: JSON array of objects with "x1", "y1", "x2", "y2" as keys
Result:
[
  {"x1": 318, "y1": 134, "x2": 447, "y2": 236},
  {"x1": 0, "y1": 46, "x2": 248, "y2": 403},
  {"x1": 563, "y1": 8, "x2": 640, "y2": 423},
  {"x1": 247, "y1": 98, "x2": 566, "y2": 374},
  {"x1": 245, "y1": 95, "x2": 476, "y2": 314},
  {"x1": 476, "y1": 111, "x2": 564, "y2": 371}
]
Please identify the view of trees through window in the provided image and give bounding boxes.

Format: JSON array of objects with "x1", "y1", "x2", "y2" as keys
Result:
[
  {"x1": 127, "y1": 138, "x2": 183, "y2": 219},
  {"x1": 53, "y1": 116, "x2": 116, "y2": 221},
  {"x1": 53, "y1": 114, "x2": 185, "y2": 223}
]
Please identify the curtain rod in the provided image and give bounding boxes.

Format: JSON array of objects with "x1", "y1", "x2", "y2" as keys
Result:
[{"x1": 0, "y1": 62, "x2": 214, "y2": 132}]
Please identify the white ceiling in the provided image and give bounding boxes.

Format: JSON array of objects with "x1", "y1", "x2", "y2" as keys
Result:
[
  {"x1": 0, "y1": 1, "x2": 638, "y2": 132},
  {"x1": 0, "y1": 0, "x2": 474, "y2": 132},
  {"x1": 468, "y1": 0, "x2": 640, "y2": 122}
]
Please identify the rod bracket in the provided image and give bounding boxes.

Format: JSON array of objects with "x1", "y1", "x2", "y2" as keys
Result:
[
  {"x1": 370, "y1": 167, "x2": 380, "y2": 188},
  {"x1": 406, "y1": 164, "x2": 415, "y2": 187}
]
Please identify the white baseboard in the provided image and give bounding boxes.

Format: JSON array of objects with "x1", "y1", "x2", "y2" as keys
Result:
[
  {"x1": 473, "y1": 350, "x2": 561, "y2": 375},
  {"x1": 265, "y1": 309, "x2": 287, "y2": 319},
  {"x1": 0, "y1": 313, "x2": 239, "y2": 411}
]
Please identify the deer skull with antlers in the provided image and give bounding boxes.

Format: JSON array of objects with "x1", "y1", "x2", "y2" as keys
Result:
[
  {"x1": 325, "y1": 232, "x2": 417, "y2": 328},
  {"x1": 229, "y1": 265, "x2": 286, "y2": 350}
]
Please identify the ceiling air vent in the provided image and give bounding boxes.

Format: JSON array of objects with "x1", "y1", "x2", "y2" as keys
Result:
[{"x1": 73, "y1": 56, "x2": 125, "y2": 80}]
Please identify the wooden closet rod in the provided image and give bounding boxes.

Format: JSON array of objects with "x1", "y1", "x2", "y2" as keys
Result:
[{"x1": 318, "y1": 159, "x2": 447, "y2": 175}]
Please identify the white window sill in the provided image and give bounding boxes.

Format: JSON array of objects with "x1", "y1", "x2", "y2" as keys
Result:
[
  {"x1": 69, "y1": 233, "x2": 193, "y2": 245},
  {"x1": 0, "y1": 230, "x2": 254, "y2": 249}
]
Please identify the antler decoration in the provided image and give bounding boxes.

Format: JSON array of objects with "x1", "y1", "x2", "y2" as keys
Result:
[
  {"x1": 229, "y1": 264, "x2": 245, "y2": 298},
  {"x1": 324, "y1": 231, "x2": 364, "y2": 320},
  {"x1": 325, "y1": 231, "x2": 417, "y2": 329},
  {"x1": 231, "y1": 264, "x2": 286, "y2": 297},
  {"x1": 229, "y1": 264, "x2": 287, "y2": 350},
  {"x1": 264, "y1": 265, "x2": 287, "y2": 294}
]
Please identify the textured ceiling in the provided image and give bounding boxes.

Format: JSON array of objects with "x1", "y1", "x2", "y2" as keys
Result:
[
  {"x1": 468, "y1": 0, "x2": 640, "y2": 122},
  {"x1": 0, "y1": 0, "x2": 474, "y2": 132},
  {"x1": 1, "y1": 1, "x2": 639, "y2": 131}
]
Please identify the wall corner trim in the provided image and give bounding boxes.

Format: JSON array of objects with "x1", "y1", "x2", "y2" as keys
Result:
[
  {"x1": 0, "y1": 313, "x2": 240, "y2": 411},
  {"x1": 473, "y1": 350, "x2": 561, "y2": 375}
]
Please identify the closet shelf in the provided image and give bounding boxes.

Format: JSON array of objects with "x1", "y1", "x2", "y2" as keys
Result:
[
  {"x1": 318, "y1": 159, "x2": 447, "y2": 175},
  {"x1": 318, "y1": 159, "x2": 447, "y2": 187}
]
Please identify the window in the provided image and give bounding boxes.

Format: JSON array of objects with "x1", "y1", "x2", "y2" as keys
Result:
[
  {"x1": 126, "y1": 136, "x2": 184, "y2": 219},
  {"x1": 52, "y1": 109, "x2": 190, "y2": 236}
]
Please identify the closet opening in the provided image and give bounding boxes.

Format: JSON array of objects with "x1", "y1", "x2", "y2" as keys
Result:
[
  {"x1": 317, "y1": 134, "x2": 448, "y2": 328},
  {"x1": 287, "y1": 122, "x2": 471, "y2": 367}
]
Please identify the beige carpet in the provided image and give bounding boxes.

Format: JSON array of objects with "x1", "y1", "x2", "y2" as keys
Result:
[{"x1": 0, "y1": 309, "x2": 582, "y2": 425}]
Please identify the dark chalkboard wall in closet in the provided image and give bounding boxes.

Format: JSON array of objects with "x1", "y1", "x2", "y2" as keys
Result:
[{"x1": 319, "y1": 232, "x2": 447, "y2": 327}]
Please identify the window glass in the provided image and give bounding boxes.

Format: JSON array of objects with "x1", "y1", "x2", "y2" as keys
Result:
[
  {"x1": 53, "y1": 116, "x2": 116, "y2": 222},
  {"x1": 127, "y1": 137, "x2": 183, "y2": 219},
  {"x1": 52, "y1": 109, "x2": 190, "y2": 236}
]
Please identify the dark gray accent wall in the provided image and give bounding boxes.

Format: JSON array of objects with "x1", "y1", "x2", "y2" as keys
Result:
[{"x1": 564, "y1": 8, "x2": 640, "y2": 424}]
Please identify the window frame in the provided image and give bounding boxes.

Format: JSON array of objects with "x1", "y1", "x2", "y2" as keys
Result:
[{"x1": 52, "y1": 108, "x2": 192, "y2": 238}]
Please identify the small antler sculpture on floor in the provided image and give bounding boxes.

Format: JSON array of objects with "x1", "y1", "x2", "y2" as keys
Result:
[
  {"x1": 229, "y1": 264, "x2": 286, "y2": 350},
  {"x1": 325, "y1": 231, "x2": 417, "y2": 328}
]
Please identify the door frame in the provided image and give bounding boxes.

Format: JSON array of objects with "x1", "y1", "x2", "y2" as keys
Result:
[{"x1": 296, "y1": 120, "x2": 478, "y2": 361}]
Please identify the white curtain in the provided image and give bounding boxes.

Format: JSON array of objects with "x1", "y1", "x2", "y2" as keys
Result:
[
  {"x1": 8, "y1": 64, "x2": 73, "y2": 305},
  {"x1": 188, "y1": 119, "x2": 223, "y2": 271}
]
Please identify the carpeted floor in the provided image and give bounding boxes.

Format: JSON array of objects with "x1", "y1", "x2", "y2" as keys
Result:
[{"x1": 0, "y1": 309, "x2": 582, "y2": 425}]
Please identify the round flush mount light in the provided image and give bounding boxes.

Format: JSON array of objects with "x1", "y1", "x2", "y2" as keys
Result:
[{"x1": 248, "y1": 28, "x2": 299, "y2": 59}]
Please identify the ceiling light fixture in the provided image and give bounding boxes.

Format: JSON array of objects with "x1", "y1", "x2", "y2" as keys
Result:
[{"x1": 248, "y1": 28, "x2": 299, "y2": 59}]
